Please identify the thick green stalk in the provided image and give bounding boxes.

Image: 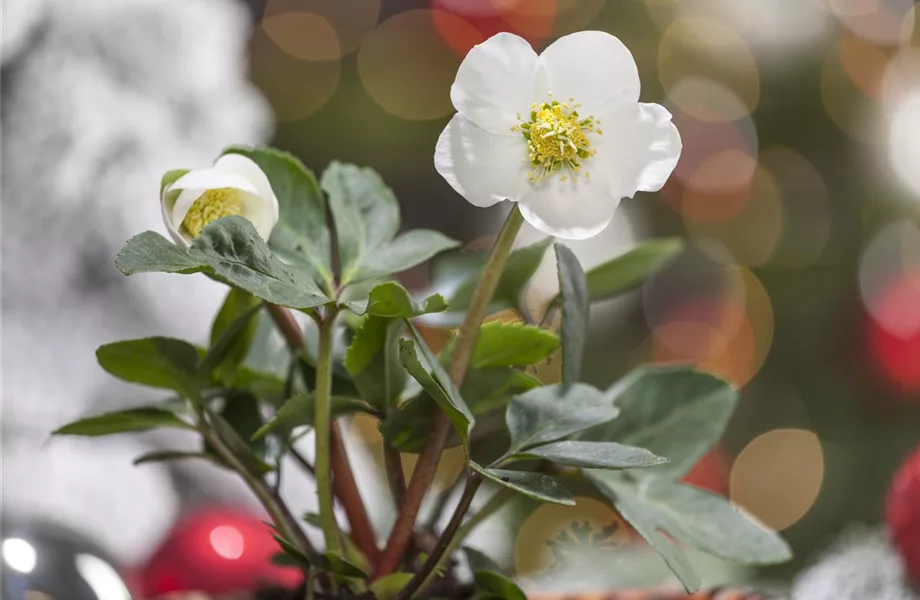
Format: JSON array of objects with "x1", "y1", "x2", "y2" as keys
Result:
[
  {"x1": 373, "y1": 205, "x2": 525, "y2": 579},
  {"x1": 315, "y1": 308, "x2": 343, "y2": 554}
]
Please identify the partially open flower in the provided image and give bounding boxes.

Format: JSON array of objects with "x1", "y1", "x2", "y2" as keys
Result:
[
  {"x1": 161, "y1": 153, "x2": 279, "y2": 248},
  {"x1": 435, "y1": 31, "x2": 681, "y2": 240}
]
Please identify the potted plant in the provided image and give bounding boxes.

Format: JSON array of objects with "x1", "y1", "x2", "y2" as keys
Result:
[{"x1": 54, "y1": 30, "x2": 791, "y2": 600}]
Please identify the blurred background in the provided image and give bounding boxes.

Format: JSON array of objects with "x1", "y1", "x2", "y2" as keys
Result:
[{"x1": 3, "y1": 0, "x2": 920, "y2": 597}]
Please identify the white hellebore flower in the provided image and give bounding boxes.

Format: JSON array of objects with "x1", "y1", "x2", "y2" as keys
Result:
[
  {"x1": 161, "y1": 153, "x2": 280, "y2": 248},
  {"x1": 435, "y1": 31, "x2": 682, "y2": 240}
]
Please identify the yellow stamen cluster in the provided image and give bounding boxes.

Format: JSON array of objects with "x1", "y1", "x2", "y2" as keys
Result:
[
  {"x1": 512, "y1": 97, "x2": 601, "y2": 183},
  {"x1": 181, "y1": 188, "x2": 244, "y2": 238}
]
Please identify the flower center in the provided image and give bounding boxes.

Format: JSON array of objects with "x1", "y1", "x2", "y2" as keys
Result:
[
  {"x1": 181, "y1": 188, "x2": 244, "y2": 238},
  {"x1": 513, "y1": 98, "x2": 601, "y2": 183}
]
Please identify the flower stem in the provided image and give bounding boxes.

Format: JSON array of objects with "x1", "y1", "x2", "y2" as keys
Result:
[
  {"x1": 384, "y1": 441, "x2": 407, "y2": 506},
  {"x1": 266, "y1": 304, "x2": 379, "y2": 563},
  {"x1": 373, "y1": 205, "x2": 525, "y2": 579},
  {"x1": 400, "y1": 484, "x2": 514, "y2": 600},
  {"x1": 314, "y1": 308, "x2": 343, "y2": 555},
  {"x1": 196, "y1": 410, "x2": 317, "y2": 561}
]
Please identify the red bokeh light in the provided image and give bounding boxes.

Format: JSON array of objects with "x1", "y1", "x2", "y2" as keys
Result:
[
  {"x1": 137, "y1": 507, "x2": 302, "y2": 596},
  {"x1": 868, "y1": 272, "x2": 920, "y2": 394},
  {"x1": 681, "y1": 447, "x2": 731, "y2": 496},
  {"x1": 431, "y1": 0, "x2": 556, "y2": 56}
]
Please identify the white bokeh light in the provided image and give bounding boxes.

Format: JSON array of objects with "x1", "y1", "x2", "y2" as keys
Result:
[
  {"x1": 2, "y1": 538, "x2": 37, "y2": 574},
  {"x1": 887, "y1": 87, "x2": 920, "y2": 200}
]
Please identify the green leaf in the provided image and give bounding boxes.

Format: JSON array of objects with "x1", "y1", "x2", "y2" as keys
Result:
[
  {"x1": 322, "y1": 162, "x2": 400, "y2": 283},
  {"x1": 505, "y1": 383, "x2": 619, "y2": 454},
  {"x1": 369, "y1": 573, "x2": 415, "y2": 600},
  {"x1": 461, "y1": 368, "x2": 542, "y2": 415},
  {"x1": 53, "y1": 407, "x2": 193, "y2": 436},
  {"x1": 512, "y1": 440, "x2": 667, "y2": 470},
  {"x1": 319, "y1": 552, "x2": 369, "y2": 579},
  {"x1": 190, "y1": 216, "x2": 330, "y2": 309},
  {"x1": 272, "y1": 534, "x2": 312, "y2": 567},
  {"x1": 588, "y1": 473, "x2": 791, "y2": 584},
  {"x1": 464, "y1": 546, "x2": 502, "y2": 574},
  {"x1": 344, "y1": 316, "x2": 406, "y2": 409},
  {"x1": 160, "y1": 169, "x2": 189, "y2": 195},
  {"x1": 96, "y1": 337, "x2": 201, "y2": 397},
  {"x1": 399, "y1": 327, "x2": 474, "y2": 449},
  {"x1": 358, "y1": 230, "x2": 460, "y2": 282},
  {"x1": 252, "y1": 392, "x2": 373, "y2": 440},
  {"x1": 555, "y1": 244, "x2": 589, "y2": 385},
  {"x1": 217, "y1": 391, "x2": 268, "y2": 460},
  {"x1": 347, "y1": 282, "x2": 448, "y2": 318},
  {"x1": 133, "y1": 450, "x2": 217, "y2": 466},
  {"x1": 115, "y1": 231, "x2": 204, "y2": 275},
  {"x1": 472, "y1": 462, "x2": 575, "y2": 506},
  {"x1": 224, "y1": 146, "x2": 332, "y2": 281},
  {"x1": 444, "y1": 239, "x2": 552, "y2": 318},
  {"x1": 203, "y1": 289, "x2": 262, "y2": 381},
  {"x1": 587, "y1": 472, "x2": 701, "y2": 592},
  {"x1": 579, "y1": 365, "x2": 737, "y2": 479},
  {"x1": 381, "y1": 367, "x2": 542, "y2": 453},
  {"x1": 582, "y1": 238, "x2": 684, "y2": 302},
  {"x1": 471, "y1": 321, "x2": 559, "y2": 369},
  {"x1": 209, "y1": 409, "x2": 275, "y2": 474},
  {"x1": 464, "y1": 548, "x2": 527, "y2": 600}
]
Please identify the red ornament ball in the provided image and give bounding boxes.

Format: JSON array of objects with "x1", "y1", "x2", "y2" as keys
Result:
[
  {"x1": 886, "y1": 445, "x2": 920, "y2": 587},
  {"x1": 137, "y1": 507, "x2": 302, "y2": 597}
]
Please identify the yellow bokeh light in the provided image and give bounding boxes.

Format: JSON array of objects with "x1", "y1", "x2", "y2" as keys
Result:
[
  {"x1": 263, "y1": 0, "x2": 380, "y2": 57},
  {"x1": 658, "y1": 17, "x2": 760, "y2": 116},
  {"x1": 666, "y1": 76, "x2": 752, "y2": 123},
  {"x1": 261, "y1": 12, "x2": 341, "y2": 61},
  {"x1": 730, "y1": 428, "x2": 824, "y2": 531},
  {"x1": 249, "y1": 25, "x2": 340, "y2": 122},
  {"x1": 358, "y1": 10, "x2": 481, "y2": 120},
  {"x1": 514, "y1": 497, "x2": 630, "y2": 576}
]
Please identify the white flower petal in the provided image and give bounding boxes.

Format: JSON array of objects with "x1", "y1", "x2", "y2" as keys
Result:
[
  {"x1": 518, "y1": 176, "x2": 619, "y2": 240},
  {"x1": 594, "y1": 102, "x2": 681, "y2": 199},
  {"x1": 161, "y1": 188, "x2": 191, "y2": 249},
  {"x1": 435, "y1": 114, "x2": 531, "y2": 208},
  {"x1": 540, "y1": 31, "x2": 640, "y2": 116},
  {"x1": 239, "y1": 190, "x2": 277, "y2": 241},
  {"x1": 451, "y1": 32, "x2": 548, "y2": 134},
  {"x1": 169, "y1": 168, "x2": 258, "y2": 195},
  {"x1": 170, "y1": 188, "x2": 206, "y2": 234},
  {"x1": 214, "y1": 152, "x2": 280, "y2": 225}
]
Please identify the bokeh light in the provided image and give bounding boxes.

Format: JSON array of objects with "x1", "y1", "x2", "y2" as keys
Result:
[
  {"x1": 887, "y1": 86, "x2": 920, "y2": 199},
  {"x1": 830, "y1": 0, "x2": 915, "y2": 46},
  {"x1": 868, "y1": 273, "x2": 920, "y2": 393},
  {"x1": 658, "y1": 17, "x2": 760, "y2": 116},
  {"x1": 660, "y1": 104, "x2": 759, "y2": 222},
  {"x1": 730, "y1": 429, "x2": 825, "y2": 531},
  {"x1": 514, "y1": 497, "x2": 631, "y2": 575},
  {"x1": 359, "y1": 10, "x2": 481, "y2": 120},
  {"x1": 759, "y1": 146, "x2": 832, "y2": 267},
  {"x1": 261, "y1": 12, "x2": 341, "y2": 61},
  {"x1": 859, "y1": 221, "x2": 920, "y2": 338},
  {"x1": 431, "y1": 0, "x2": 556, "y2": 56},
  {"x1": 249, "y1": 22, "x2": 340, "y2": 122},
  {"x1": 644, "y1": 252, "x2": 773, "y2": 387},
  {"x1": 262, "y1": 0, "x2": 380, "y2": 57},
  {"x1": 820, "y1": 43, "x2": 879, "y2": 142},
  {"x1": 684, "y1": 165, "x2": 784, "y2": 267}
]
